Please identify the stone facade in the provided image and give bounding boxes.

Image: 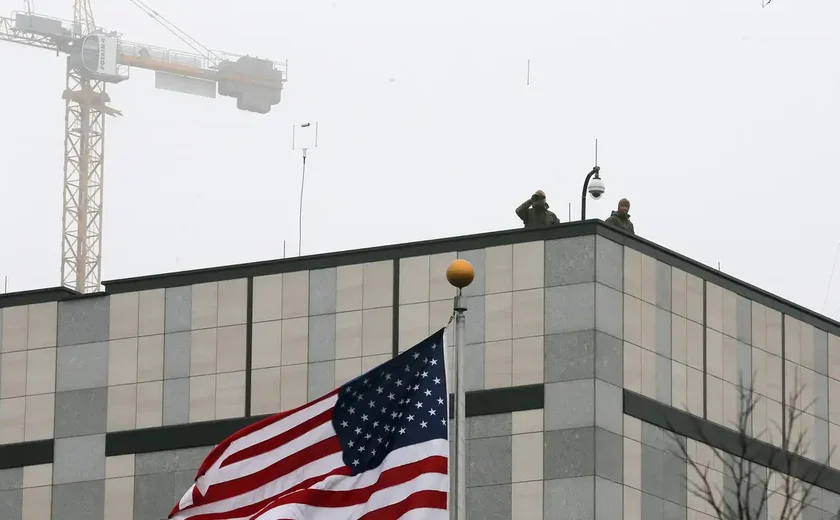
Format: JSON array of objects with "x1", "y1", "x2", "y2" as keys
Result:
[{"x1": 1, "y1": 221, "x2": 839, "y2": 519}]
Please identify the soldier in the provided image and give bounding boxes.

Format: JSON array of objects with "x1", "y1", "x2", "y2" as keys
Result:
[
  {"x1": 605, "y1": 198, "x2": 635, "y2": 235},
  {"x1": 515, "y1": 190, "x2": 560, "y2": 229}
]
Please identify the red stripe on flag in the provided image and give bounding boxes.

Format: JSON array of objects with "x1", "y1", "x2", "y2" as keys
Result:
[
  {"x1": 220, "y1": 408, "x2": 334, "y2": 468},
  {"x1": 270, "y1": 490, "x2": 448, "y2": 520},
  {"x1": 182, "y1": 466, "x2": 354, "y2": 520},
  {"x1": 358, "y1": 490, "x2": 448, "y2": 520},
  {"x1": 194, "y1": 391, "x2": 338, "y2": 480},
  {"x1": 251, "y1": 456, "x2": 447, "y2": 511},
  {"x1": 190, "y1": 436, "x2": 343, "y2": 506}
]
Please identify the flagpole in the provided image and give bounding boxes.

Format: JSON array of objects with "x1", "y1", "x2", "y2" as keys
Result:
[{"x1": 446, "y1": 259, "x2": 474, "y2": 520}]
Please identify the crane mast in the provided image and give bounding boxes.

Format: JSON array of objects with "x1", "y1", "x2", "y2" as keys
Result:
[
  {"x1": 61, "y1": 0, "x2": 106, "y2": 293},
  {"x1": 1, "y1": 1, "x2": 287, "y2": 293}
]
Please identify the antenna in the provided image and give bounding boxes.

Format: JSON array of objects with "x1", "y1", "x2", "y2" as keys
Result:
[
  {"x1": 294, "y1": 122, "x2": 320, "y2": 256},
  {"x1": 526, "y1": 59, "x2": 530, "y2": 86},
  {"x1": 3, "y1": 276, "x2": 7, "y2": 293},
  {"x1": 568, "y1": 202, "x2": 571, "y2": 222},
  {"x1": 283, "y1": 240, "x2": 286, "y2": 259},
  {"x1": 594, "y1": 138, "x2": 599, "y2": 167},
  {"x1": 298, "y1": 147, "x2": 308, "y2": 257},
  {"x1": 822, "y1": 242, "x2": 840, "y2": 312},
  {"x1": 293, "y1": 122, "x2": 319, "y2": 150}
]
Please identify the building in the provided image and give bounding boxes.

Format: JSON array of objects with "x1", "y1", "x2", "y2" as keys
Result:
[{"x1": 1, "y1": 220, "x2": 840, "y2": 520}]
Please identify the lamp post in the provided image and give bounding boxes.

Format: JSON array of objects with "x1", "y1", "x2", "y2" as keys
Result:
[
  {"x1": 580, "y1": 166, "x2": 605, "y2": 220},
  {"x1": 445, "y1": 259, "x2": 474, "y2": 520}
]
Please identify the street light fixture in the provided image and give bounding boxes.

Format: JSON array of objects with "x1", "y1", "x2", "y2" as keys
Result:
[{"x1": 581, "y1": 166, "x2": 604, "y2": 220}]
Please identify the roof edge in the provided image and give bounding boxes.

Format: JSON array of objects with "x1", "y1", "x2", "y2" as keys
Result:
[
  {"x1": 0, "y1": 286, "x2": 81, "y2": 309},
  {"x1": 595, "y1": 224, "x2": 840, "y2": 335},
  {"x1": 4, "y1": 220, "x2": 838, "y2": 336},
  {"x1": 102, "y1": 220, "x2": 600, "y2": 293}
]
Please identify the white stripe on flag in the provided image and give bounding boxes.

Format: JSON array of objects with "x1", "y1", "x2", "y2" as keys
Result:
[
  {"x1": 313, "y1": 439, "x2": 447, "y2": 492},
  {"x1": 178, "y1": 484, "x2": 195, "y2": 510},
  {"x1": 211, "y1": 421, "x2": 336, "y2": 485},
  {"x1": 225, "y1": 396, "x2": 337, "y2": 455},
  {"x1": 173, "y1": 452, "x2": 345, "y2": 518},
  {"x1": 190, "y1": 396, "x2": 338, "y2": 498},
  {"x1": 398, "y1": 509, "x2": 450, "y2": 520}
]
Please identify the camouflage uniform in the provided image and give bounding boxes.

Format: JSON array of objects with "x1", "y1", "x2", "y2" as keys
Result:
[{"x1": 516, "y1": 190, "x2": 560, "y2": 229}]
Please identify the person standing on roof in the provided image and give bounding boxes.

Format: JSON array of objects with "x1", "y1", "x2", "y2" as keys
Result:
[
  {"x1": 605, "y1": 198, "x2": 635, "y2": 235},
  {"x1": 516, "y1": 190, "x2": 560, "y2": 229}
]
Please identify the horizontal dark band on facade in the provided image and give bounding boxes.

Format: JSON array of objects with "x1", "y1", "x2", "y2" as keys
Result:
[
  {"x1": 0, "y1": 439, "x2": 54, "y2": 470},
  {"x1": 106, "y1": 385, "x2": 546, "y2": 456},
  {"x1": 105, "y1": 416, "x2": 266, "y2": 457},
  {"x1": 0, "y1": 287, "x2": 80, "y2": 309},
  {"x1": 624, "y1": 390, "x2": 840, "y2": 495},
  {"x1": 464, "y1": 384, "x2": 544, "y2": 416}
]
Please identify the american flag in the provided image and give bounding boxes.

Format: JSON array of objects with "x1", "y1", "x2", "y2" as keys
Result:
[{"x1": 169, "y1": 328, "x2": 450, "y2": 520}]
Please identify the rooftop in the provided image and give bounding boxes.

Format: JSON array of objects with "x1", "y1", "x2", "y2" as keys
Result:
[{"x1": 2, "y1": 219, "x2": 838, "y2": 336}]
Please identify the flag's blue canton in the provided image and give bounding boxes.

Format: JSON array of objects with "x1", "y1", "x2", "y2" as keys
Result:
[{"x1": 331, "y1": 328, "x2": 448, "y2": 475}]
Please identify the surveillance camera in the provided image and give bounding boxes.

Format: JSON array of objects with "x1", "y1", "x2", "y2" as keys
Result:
[{"x1": 588, "y1": 177, "x2": 606, "y2": 200}]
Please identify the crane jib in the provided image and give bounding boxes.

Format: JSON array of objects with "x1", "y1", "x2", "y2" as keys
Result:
[{"x1": 116, "y1": 54, "x2": 282, "y2": 88}]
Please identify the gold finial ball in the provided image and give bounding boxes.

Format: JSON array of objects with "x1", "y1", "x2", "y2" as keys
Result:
[{"x1": 446, "y1": 259, "x2": 475, "y2": 289}]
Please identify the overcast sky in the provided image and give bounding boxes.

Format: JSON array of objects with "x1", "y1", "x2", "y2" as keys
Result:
[{"x1": 1, "y1": 0, "x2": 839, "y2": 317}]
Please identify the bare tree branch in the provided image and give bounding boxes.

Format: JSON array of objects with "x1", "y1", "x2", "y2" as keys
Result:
[
  {"x1": 667, "y1": 372, "x2": 837, "y2": 520},
  {"x1": 673, "y1": 436, "x2": 728, "y2": 519}
]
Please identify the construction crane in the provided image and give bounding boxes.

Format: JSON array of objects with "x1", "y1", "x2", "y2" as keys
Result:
[{"x1": 0, "y1": 0, "x2": 287, "y2": 293}]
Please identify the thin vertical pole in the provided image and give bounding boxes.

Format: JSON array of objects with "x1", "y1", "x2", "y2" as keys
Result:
[
  {"x1": 298, "y1": 150, "x2": 307, "y2": 257},
  {"x1": 595, "y1": 138, "x2": 599, "y2": 166},
  {"x1": 450, "y1": 292, "x2": 467, "y2": 520}
]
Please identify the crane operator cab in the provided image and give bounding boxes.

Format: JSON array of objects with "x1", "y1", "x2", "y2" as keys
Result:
[{"x1": 70, "y1": 34, "x2": 129, "y2": 83}]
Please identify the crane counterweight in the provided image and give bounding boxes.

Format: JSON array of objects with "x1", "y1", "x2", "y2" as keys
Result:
[{"x1": 1, "y1": 1, "x2": 287, "y2": 293}]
